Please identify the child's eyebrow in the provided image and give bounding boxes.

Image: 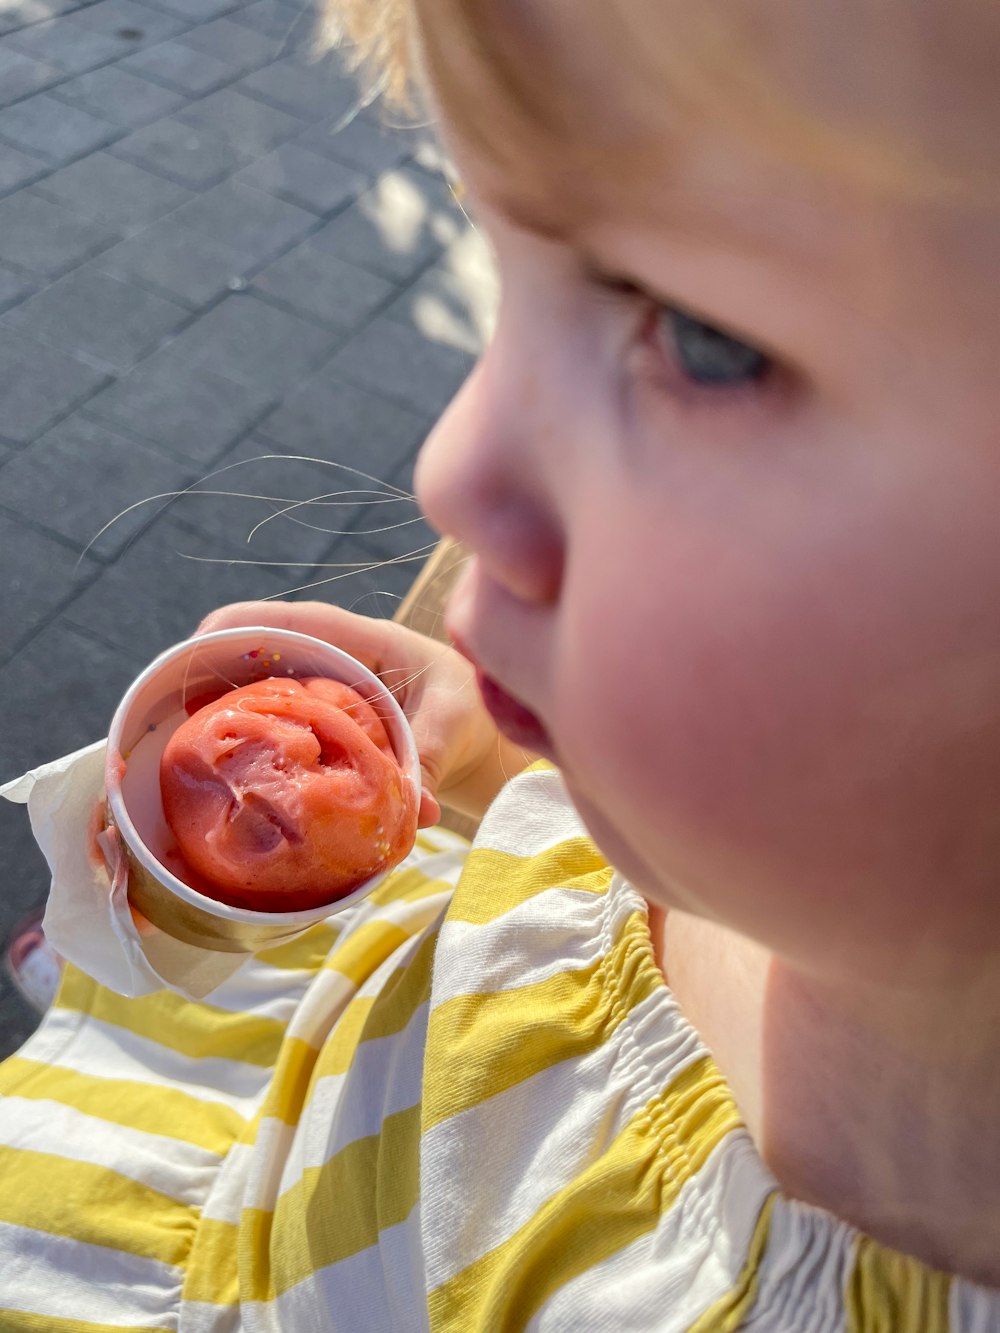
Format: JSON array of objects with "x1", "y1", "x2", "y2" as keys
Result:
[{"x1": 483, "y1": 181, "x2": 821, "y2": 277}]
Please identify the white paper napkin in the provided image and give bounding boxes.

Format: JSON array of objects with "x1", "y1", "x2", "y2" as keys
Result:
[{"x1": 2, "y1": 742, "x2": 250, "y2": 1001}]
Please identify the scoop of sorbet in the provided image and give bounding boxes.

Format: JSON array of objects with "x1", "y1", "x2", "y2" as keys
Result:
[{"x1": 159, "y1": 676, "x2": 417, "y2": 912}]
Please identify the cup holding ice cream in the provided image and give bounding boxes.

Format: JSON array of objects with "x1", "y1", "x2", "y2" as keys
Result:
[{"x1": 104, "y1": 628, "x2": 420, "y2": 953}]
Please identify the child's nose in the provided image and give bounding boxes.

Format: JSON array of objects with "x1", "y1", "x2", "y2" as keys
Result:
[{"x1": 416, "y1": 355, "x2": 564, "y2": 606}]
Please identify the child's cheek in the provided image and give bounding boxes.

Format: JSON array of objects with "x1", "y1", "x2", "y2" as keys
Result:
[{"x1": 555, "y1": 522, "x2": 899, "y2": 951}]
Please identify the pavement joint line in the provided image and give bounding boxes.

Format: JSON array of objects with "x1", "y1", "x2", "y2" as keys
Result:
[
  {"x1": 138, "y1": 0, "x2": 246, "y2": 22},
  {"x1": 76, "y1": 379, "x2": 282, "y2": 467},
  {"x1": 28, "y1": 169, "x2": 194, "y2": 234},
  {"x1": 0, "y1": 220, "x2": 126, "y2": 283},
  {"x1": 76, "y1": 173, "x2": 368, "y2": 323},
  {"x1": 0, "y1": 27, "x2": 190, "y2": 113},
  {"x1": 233, "y1": 173, "x2": 366, "y2": 220},
  {"x1": 0, "y1": 159, "x2": 50, "y2": 204},
  {"x1": 106, "y1": 48, "x2": 250, "y2": 100},
  {"x1": 104, "y1": 105, "x2": 287, "y2": 189},
  {"x1": 57, "y1": 615, "x2": 150, "y2": 667},
  {"x1": 0, "y1": 120, "x2": 126, "y2": 168},
  {"x1": 0, "y1": 555, "x2": 107, "y2": 670},
  {"x1": 245, "y1": 232, "x2": 448, "y2": 350},
  {"x1": 0, "y1": 499, "x2": 117, "y2": 559},
  {"x1": 217, "y1": 80, "x2": 319, "y2": 125},
  {"x1": 0, "y1": 489, "x2": 169, "y2": 568},
  {"x1": 103, "y1": 151, "x2": 235, "y2": 194},
  {"x1": 74, "y1": 408, "x2": 278, "y2": 473},
  {"x1": 323, "y1": 362, "x2": 460, "y2": 424},
  {"x1": 1, "y1": 29, "x2": 200, "y2": 113},
  {"x1": 81, "y1": 253, "x2": 213, "y2": 314},
  {"x1": 0, "y1": 351, "x2": 115, "y2": 436},
  {"x1": 0, "y1": 283, "x2": 38, "y2": 316},
  {"x1": 0, "y1": 296, "x2": 189, "y2": 377}
]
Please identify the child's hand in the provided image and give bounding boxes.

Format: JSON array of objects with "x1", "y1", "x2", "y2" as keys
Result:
[{"x1": 196, "y1": 602, "x2": 534, "y2": 826}]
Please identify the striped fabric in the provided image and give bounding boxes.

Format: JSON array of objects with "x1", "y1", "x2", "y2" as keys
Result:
[{"x1": 1, "y1": 763, "x2": 997, "y2": 1331}]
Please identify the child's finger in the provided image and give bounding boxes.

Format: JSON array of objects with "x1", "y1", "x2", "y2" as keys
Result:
[
  {"x1": 195, "y1": 600, "x2": 394, "y2": 674},
  {"x1": 417, "y1": 789, "x2": 443, "y2": 829}
]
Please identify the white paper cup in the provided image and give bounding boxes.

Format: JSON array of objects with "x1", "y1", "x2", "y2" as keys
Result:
[{"x1": 104, "y1": 627, "x2": 420, "y2": 953}]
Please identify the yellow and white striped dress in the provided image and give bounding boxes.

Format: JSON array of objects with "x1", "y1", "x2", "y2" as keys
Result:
[{"x1": 1, "y1": 762, "x2": 997, "y2": 1331}]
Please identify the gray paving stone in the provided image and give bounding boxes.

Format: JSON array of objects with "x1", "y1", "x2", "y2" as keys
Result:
[
  {"x1": 4, "y1": 0, "x2": 101, "y2": 24},
  {"x1": 235, "y1": 142, "x2": 364, "y2": 215},
  {"x1": 235, "y1": 52, "x2": 357, "y2": 123},
  {"x1": 64, "y1": 508, "x2": 289, "y2": 660},
  {"x1": 319, "y1": 536, "x2": 421, "y2": 620},
  {"x1": 166, "y1": 436, "x2": 362, "y2": 567},
  {"x1": 0, "y1": 412, "x2": 196, "y2": 557},
  {"x1": 166, "y1": 178, "x2": 316, "y2": 266},
  {"x1": 177, "y1": 17, "x2": 280, "y2": 74},
  {"x1": 308, "y1": 167, "x2": 461, "y2": 283},
  {"x1": 0, "y1": 325, "x2": 108, "y2": 441},
  {"x1": 333, "y1": 509, "x2": 436, "y2": 620},
  {"x1": 109, "y1": 114, "x2": 249, "y2": 188},
  {"x1": 0, "y1": 92, "x2": 119, "y2": 164},
  {"x1": 119, "y1": 37, "x2": 235, "y2": 97},
  {"x1": 0, "y1": 142, "x2": 47, "y2": 194},
  {"x1": 0, "y1": 618, "x2": 143, "y2": 783},
  {"x1": 4, "y1": 18, "x2": 124, "y2": 72},
  {"x1": 84, "y1": 351, "x2": 275, "y2": 464},
  {"x1": 252, "y1": 242, "x2": 392, "y2": 332},
  {"x1": 174, "y1": 85, "x2": 304, "y2": 154},
  {"x1": 33, "y1": 151, "x2": 193, "y2": 233},
  {"x1": 254, "y1": 372, "x2": 429, "y2": 478},
  {"x1": 0, "y1": 264, "x2": 34, "y2": 311},
  {"x1": 49, "y1": 63, "x2": 185, "y2": 127},
  {"x1": 347, "y1": 465, "x2": 433, "y2": 559},
  {"x1": 95, "y1": 215, "x2": 250, "y2": 307},
  {"x1": 383, "y1": 271, "x2": 482, "y2": 356},
  {"x1": 384, "y1": 231, "x2": 497, "y2": 355},
  {"x1": 387, "y1": 445, "x2": 426, "y2": 498},
  {"x1": 0, "y1": 508, "x2": 98, "y2": 649},
  {"x1": 296, "y1": 112, "x2": 414, "y2": 174},
  {"x1": 4, "y1": 268, "x2": 188, "y2": 372},
  {"x1": 142, "y1": 0, "x2": 245, "y2": 18},
  {"x1": 230, "y1": 0, "x2": 314, "y2": 43},
  {"x1": 0, "y1": 812, "x2": 49, "y2": 1056},
  {"x1": 328, "y1": 315, "x2": 473, "y2": 419},
  {"x1": 0, "y1": 190, "x2": 119, "y2": 277},
  {"x1": 0, "y1": 45, "x2": 61, "y2": 106},
  {"x1": 163, "y1": 291, "x2": 335, "y2": 393},
  {"x1": 68, "y1": 0, "x2": 188, "y2": 47}
]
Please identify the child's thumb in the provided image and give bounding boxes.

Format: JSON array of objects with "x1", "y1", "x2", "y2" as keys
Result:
[
  {"x1": 415, "y1": 749, "x2": 443, "y2": 828},
  {"x1": 417, "y1": 787, "x2": 442, "y2": 829}
]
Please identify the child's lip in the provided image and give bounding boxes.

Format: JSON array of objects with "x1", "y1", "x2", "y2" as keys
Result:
[
  {"x1": 445, "y1": 568, "x2": 555, "y2": 756},
  {"x1": 475, "y1": 669, "x2": 553, "y2": 754},
  {"x1": 447, "y1": 631, "x2": 553, "y2": 754}
]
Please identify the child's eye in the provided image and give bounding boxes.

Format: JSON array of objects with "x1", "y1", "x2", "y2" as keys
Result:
[{"x1": 664, "y1": 308, "x2": 771, "y2": 387}]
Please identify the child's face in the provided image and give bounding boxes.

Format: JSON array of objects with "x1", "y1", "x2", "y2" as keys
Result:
[{"x1": 415, "y1": 0, "x2": 1000, "y2": 986}]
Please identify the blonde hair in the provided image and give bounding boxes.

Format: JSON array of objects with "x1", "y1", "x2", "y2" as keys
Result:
[
  {"x1": 318, "y1": 0, "x2": 419, "y2": 112},
  {"x1": 320, "y1": 0, "x2": 998, "y2": 202}
]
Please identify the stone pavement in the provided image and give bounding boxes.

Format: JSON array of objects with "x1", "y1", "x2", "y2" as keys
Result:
[{"x1": 0, "y1": 0, "x2": 497, "y2": 1054}]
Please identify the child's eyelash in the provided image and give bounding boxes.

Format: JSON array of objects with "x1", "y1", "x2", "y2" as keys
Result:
[{"x1": 581, "y1": 259, "x2": 783, "y2": 409}]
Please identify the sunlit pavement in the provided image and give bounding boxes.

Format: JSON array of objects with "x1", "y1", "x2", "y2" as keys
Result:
[{"x1": 0, "y1": 0, "x2": 496, "y2": 1050}]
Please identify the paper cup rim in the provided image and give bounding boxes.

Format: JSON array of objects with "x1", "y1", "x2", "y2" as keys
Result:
[{"x1": 105, "y1": 626, "x2": 421, "y2": 926}]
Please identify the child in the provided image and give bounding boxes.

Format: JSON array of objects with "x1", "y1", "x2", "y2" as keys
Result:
[{"x1": 3, "y1": 0, "x2": 1000, "y2": 1327}]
